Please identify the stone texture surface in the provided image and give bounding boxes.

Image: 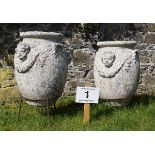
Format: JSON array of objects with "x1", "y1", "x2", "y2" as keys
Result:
[
  {"x1": 135, "y1": 43, "x2": 148, "y2": 50},
  {"x1": 94, "y1": 41, "x2": 140, "y2": 106},
  {"x1": 151, "y1": 52, "x2": 155, "y2": 63},
  {"x1": 73, "y1": 48, "x2": 95, "y2": 65},
  {"x1": 135, "y1": 32, "x2": 144, "y2": 44},
  {"x1": 134, "y1": 26, "x2": 155, "y2": 96},
  {"x1": 14, "y1": 31, "x2": 70, "y2": 106},
  {"x1": 148, "y1": 24, "x2": 155, "y2": 32},
  {"x1": 144, "y1": 32, "x2": 155, "y2": 44},
  {"x1": 139, "y1": 56, "x2": 150, "y2": 63}
]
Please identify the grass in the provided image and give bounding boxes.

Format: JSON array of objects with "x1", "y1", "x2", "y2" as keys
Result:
[{"x1": 0, "y1": 95, "x2": 155, "y2": 131}]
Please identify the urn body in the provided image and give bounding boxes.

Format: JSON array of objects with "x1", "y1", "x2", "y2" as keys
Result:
[
  {"x1": 94, "y1": 41, "x2": 140, "y2": 106},
  {"x1": 14, "y1": 31, "x2": 69, "y2": 106}
]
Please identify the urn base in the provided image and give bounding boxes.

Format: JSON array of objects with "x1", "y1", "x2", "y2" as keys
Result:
[{"x1": 26, "y1": 99, "x2": 56, "y2": 107}]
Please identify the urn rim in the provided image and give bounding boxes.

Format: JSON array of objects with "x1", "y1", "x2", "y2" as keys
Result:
[
  {"x1": 97, "y1": 41, "x2": 137, "y2": 48},
  {"x1": 20, "y1": 31, "x2": 64, "y2": 41}
]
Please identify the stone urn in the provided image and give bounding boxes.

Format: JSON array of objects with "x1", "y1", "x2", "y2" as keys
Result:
[
  {"x1": 14, "y1": 31, "x2": 70, "y2": 106},
  {"x1": 94, "y1": 41, "x2": 140, "y2": 106}
]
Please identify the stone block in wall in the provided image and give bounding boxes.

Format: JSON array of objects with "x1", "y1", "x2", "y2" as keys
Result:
[
  {"x1": 141, "y1": 73, "x2": 155, "y2": 96},
  {"x1": 73, "y1": 48, "x2": 95, "y2": 65},
  {"x1": 77, "y1": 80, "x2": 95, "y2": 87},
  {"x1": 136, "y1": 84, "x2": 154, "y2": 96},
  {"x1": 147, "y1": 24, "x2": 155, "y2": 32},
  {"x1": 65, "y1": 80, "x2": 77, "y2": 90},
  {"x1": 63, "y1": 80, "x2": 86, "y2": 96},
  {"x1": 67, "y1": 38, "x2": 84, "y2": 49},
  {"x1": 138, "y1": 50, "x2": 153, "y2": 57},
  {"x1": 138, "y1": 50, "x2": 148, "y2": 56},
  {"x1": 143, "y1": 74, "x2": 155, "y2": 87},
  {"x1": 135, "y1": 43, "x2": 148, "y2": 50},
  {"x1": 147, "y1": 51, "x2": 153, "y2": 57},
  {"x1": 139, "y1": 76, "x2": 143, "y2": 84},
  {"x1": 142, "y1": 72, "x2": 150, "y2": 81},
  {"x1": 77, "y1": 81, "x2": 85, "y2": 87},
  {"x1": 135, "y1": 32, "x2": 144, "y2": 43},
  {"x1": 74, "y1": 70, "x2": 86, "y2": 79},
  {"x1": 144, "y1": 32, "x2": 155, "y2": 44},
  {"x1": 140, "y1": 64, "x2": 148, "y2": 75},
  {"x1": 148, "y1": 64, "x2": 155, "y2": 74},
  {"x1": 63, "y1": 80, "x2": 77, "y2": 96},
  {"x1": 139, "y1": 56, "x2": 150, "y2": 63},
  {"x1": 147, "y1": 44, "x2": 155, "y2": 50},
  {"x1": 151, "y1": 51, "x2": 155, "y2": 63},
  {"x1": 85, "y1": 70, "x2": 94, "y2": 80}
]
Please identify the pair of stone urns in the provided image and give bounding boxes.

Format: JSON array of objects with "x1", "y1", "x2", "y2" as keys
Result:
[{"x1": 14, "y1": 31, "x2": 140, "y2": 107}]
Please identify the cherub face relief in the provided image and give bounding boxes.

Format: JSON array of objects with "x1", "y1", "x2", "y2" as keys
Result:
[
  {"x1": 16, "y1": 43, "x2": 30, "y2": 61},
  {"x1": 101, "y1": 52, "x2": 115, "y2": 68}
]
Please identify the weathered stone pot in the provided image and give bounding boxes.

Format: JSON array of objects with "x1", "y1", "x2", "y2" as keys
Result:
[
  {"x1": 14, "y1": 31, "x2": 70, "y2": 106},
  {"x1": 94, "y1": 41, "x2": 140, "y2": 106}
]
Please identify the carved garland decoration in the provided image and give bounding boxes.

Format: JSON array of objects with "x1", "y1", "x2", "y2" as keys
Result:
[
  {"x1": 94, "y1": 49, "x2": 136, "y2": 78},
  {"x1": 14, "y1": 42, "x2": 59, "y2": 73}
]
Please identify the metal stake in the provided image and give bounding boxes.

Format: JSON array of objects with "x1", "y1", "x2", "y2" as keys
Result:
[{"x1": 17, "y1": 95, "x2": 22, "y2": 122}]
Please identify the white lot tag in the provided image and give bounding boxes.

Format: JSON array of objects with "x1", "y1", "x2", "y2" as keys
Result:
[{"x1": 75, "y1": 87, "x2": 99, "y2": 103}]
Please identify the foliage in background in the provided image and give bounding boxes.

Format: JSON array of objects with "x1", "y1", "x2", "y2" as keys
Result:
[
  {"x1": 78, "y1": 23, "x2": 137, "y2": 42},
  {"x1": 0, "y1": 24, "x2": 20, "y2": 67},
  {"x1": 79, "y1": 23, "x2": 100, "y2": 34},
  {"x1": 0, "y1": 24, "x2": 20, "y2": 54}
]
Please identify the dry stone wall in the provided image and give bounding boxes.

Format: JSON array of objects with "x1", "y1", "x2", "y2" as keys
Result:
[{"x1": 135, "y1": 24, "x2": 155, "y2": 95}]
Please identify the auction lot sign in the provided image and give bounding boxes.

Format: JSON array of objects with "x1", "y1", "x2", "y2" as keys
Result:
[{"x1": 75, "y1": 87, "x2": 99, "y2": 104}]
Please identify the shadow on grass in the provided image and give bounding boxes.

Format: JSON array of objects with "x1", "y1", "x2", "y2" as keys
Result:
[
  {"x1": 91, "y1": 105, "x2": 114, "y2": 121},
  {"x1": 91, "y1": 95, "x2": 155, "y2": 121},
  {"x1": 32, "y1": 95, "x2": 155, "y2": 120},
  {"x1": 128, "y1": 95, "x2": 155, "y2": 108},
  {"x1": 91, "y1": 102, "x2": 117, "y2": 121},
  {"x1": 39, "y1": 102, "x2": 83, "y2": 117},
  {"x1": 53, "y1": 103, "x2": 83, "y2": 116}
]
